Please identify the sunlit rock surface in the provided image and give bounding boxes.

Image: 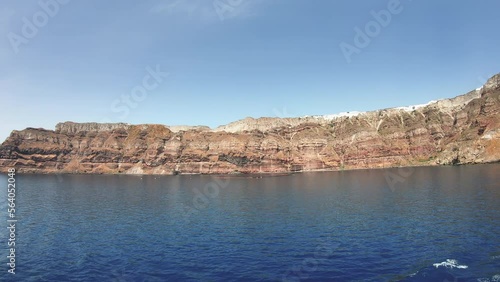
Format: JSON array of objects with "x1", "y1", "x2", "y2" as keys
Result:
[{"x1": 1, "y1": 74, "x2": 499, "y2": 174}]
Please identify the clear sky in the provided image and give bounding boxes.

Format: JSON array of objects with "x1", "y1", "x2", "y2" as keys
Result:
[{"x1": 1, "y1": 0, "x2": 499, "y2": 142}]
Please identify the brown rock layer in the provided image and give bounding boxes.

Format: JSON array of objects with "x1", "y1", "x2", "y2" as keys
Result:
[{"x1": 1, "y1": 75, "x2": 499, "y2": 174}]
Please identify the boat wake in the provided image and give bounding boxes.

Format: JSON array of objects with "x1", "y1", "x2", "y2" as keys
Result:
[
  {"x1": 433, "y1": 259, "x2": 468, "y2": 269},
  {"x1": 400, "y1": 259, "x2": 469, "y2": 281}
]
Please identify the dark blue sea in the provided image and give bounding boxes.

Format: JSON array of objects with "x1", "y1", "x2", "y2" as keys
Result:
[{"x1": 1, "y1": 164, "x2": 499, "y2": 281}]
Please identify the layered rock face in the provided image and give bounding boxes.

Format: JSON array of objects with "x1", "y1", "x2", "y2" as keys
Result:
[{"x1": 1, "y1": 75, "x2": 499, "y2": 174}]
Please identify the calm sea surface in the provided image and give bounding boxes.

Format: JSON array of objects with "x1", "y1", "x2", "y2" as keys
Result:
[{"x1": 0, "y1": 164, "x2": 499, "y2": 281}]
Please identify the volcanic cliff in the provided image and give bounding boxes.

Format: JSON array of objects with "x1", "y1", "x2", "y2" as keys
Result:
[{"x1": 1, "y1": 74, "x2": 499, "y2": 174}]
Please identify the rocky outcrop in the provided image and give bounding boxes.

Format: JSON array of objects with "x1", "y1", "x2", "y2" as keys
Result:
[
  {"x1": 167, "y1": 125, "x2": 211, "y2": 133},
  {"x1": 1, "y1": 74, "x2": 499, "y2": 175},
  {"x1": 55, "y1": 122, "x2": 131, "y2": 134}
]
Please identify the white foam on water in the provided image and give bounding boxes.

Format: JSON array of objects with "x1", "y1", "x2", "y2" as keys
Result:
[{"x1": 433, "y1": 259, "x2": 468, "y2": 269}]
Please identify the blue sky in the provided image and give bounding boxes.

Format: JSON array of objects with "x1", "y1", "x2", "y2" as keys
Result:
[{"x1": 1, "y1": 0, "x2": 499, "y2": 142}]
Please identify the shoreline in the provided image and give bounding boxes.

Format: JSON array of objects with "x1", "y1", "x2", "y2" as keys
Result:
[{"x1": 3, "y1": 161, "x2": 498, "y2": 178}]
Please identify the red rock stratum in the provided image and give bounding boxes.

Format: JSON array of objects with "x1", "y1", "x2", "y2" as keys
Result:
[{"x1": 1, "y1": 74, "x2": 499, "y2": 174}]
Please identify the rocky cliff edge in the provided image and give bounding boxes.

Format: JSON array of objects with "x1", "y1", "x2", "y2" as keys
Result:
[{"x1": 1, "y1": 74, "x2": 499, "y2": 174}]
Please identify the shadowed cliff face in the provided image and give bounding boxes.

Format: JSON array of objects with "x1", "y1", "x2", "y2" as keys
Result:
[{"x1": 1, "y1": 75, "x2": 499, "y2": 175}]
